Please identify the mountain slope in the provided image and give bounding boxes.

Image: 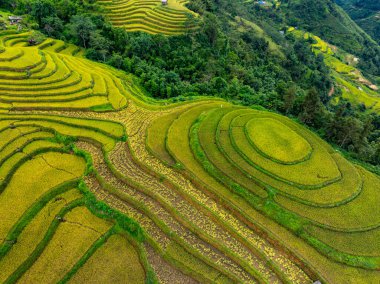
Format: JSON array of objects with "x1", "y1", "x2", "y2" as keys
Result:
[
  {"x1": 336, "y1": 0, "x2": 380, "y2": 44},
  {"x1": 282, "y1": 0, "x2": 380, "y2": 78}
]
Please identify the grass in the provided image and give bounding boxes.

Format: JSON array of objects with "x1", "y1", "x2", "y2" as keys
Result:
[
  {"x1": 278, "y1": 167, "x2": 380, "y2": 231},
  {"x1": 0, "y1": 117, "x2": 123, "y2": 151},
  {"x1": 164, "y1": 241, "x2": 232, "y2": 284},
  {"x1": 4, "y1": 199, "x2": 85, "y2": 284},
  {"x1": 0, "y1": 30, "x2": 154, "y2": 284},
  {"x1": 0, "y1": 40, "x2": 128, "y2": 111},
  {"x1": 229, "y1": 110, "x2": 341, "y2": 188},
  {"x1": 0, "y1": 152, "x2": 85, "y2": 241},
  {"x1": 199, "y1": 107, "x2": 269, "y2": 198},
  {"x1": 189, "y1": 110, "x2": 380, "y2": 269},
  {"x1": 146, "y1": 107, "x2": 184, "y2": 166},
  {"x1": 148, "y1": 99, "x2": 378, "y2": 278}
]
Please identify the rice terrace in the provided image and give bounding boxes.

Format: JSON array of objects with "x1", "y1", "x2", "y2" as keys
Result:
[
  {"x1": 97, "y1": 0, "x2": 197, "y2": 35},
  {"x1": 0, "y1": 0, "x2": 380, "y2": 283}
]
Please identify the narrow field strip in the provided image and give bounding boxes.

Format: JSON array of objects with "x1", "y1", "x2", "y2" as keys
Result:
[
  {"x1": 83, "y1": 174, "x2": 239, "y2": 283},
  {"x1": 4, "y1": 199, "x2": 85, "y2": 284},
  {"x1": 128, "y1": 103, "x2": 316, "y2": 283},
  {"x1": 0, "y1": 24, "x2": 379, "y2": 283},
  {"x1": 0, "y1": 45, "x2": 128, "y2": 111},
  {"x1": 188, "y1": 108, "x2": 380, "y2": 270}
]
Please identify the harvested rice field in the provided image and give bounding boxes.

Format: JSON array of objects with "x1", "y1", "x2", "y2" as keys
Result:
[{"x1": 0, "y1": 30, "x2": 379, "y2": 284}]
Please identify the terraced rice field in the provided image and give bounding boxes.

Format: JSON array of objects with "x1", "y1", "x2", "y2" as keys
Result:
[
  {"x1": 97, "y1": 0, "x2": 197, "y2": 35},
  {"x1": 0, "y1": 30, "x2": 128, "y2": 112},
  {"x1": 0, "y1": 31, "x2": 379, "y2": 283},
  {"x1": 0, "y1": 30, "x2": 84, "y2": 57}
]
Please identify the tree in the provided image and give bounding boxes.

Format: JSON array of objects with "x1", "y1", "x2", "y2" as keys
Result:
[
  {"x1": 126, "y1": 33, "x2": 154, "y2": 59},
  {"x1": 0, "y1": 19, "x2": 6, "y2": 30},
  {"x1": 202, "y1": 14, "x2": 218, "y2": 46},
  {"x1": 27, "y1": 31, "x2": 46, "y2": 46},
  {"x1": 89, "y1": 30, "x2": 111, "y2": 61},
  {"x1": 67, "y1": 15, "x2": 95, "y2": 48},
  {"x1": 30, "y1": 0, "x2": 57, "y2": 26},
  {"x1": 283, "y1": 85, "x2": 297, "y2": 114},
  {"x1": 299, "y1": 87, "x2": 325, "y2": 127},
  {"x1": 108, "y1": 53, "x2": 124, "y2": 69},
  {"x1": 211, "y1": 77, "x2": 228, "y2": 95},
  {"x1": 42, "y1": 16, "x2": 63, "y2": 37}
]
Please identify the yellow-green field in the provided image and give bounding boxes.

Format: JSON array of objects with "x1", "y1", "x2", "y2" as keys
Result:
[
  {"x1": 96, "y1": 0, "x2": 197, "y2": 35},
  {"x1": 0, "y1": 30, "x2": 379, "y2": 283}
]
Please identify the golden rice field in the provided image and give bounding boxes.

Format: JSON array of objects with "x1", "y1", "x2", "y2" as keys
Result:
[
  {"x1": 96, "y1": 0, "x2": 197, "y2": 35},
  {"x1": 0, "y1": 30, "x2": 379, "y2": 283}
]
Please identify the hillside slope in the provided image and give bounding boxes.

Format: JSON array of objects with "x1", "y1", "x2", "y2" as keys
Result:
[
  {"x1": 336, "y1": 0, "x2": 380, "y2": 44},
  {"x1": 282, "y1": 0, "x2": 380, "y2": 78},
  {"x1": 288, "y1": 28, "x2": 380, "y2": 112},
  {"x1": 0, "y1": 29, "x2": 379, "y2": 283}
]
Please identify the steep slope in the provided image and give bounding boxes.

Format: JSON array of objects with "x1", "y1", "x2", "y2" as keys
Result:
[
  {"x1": 283, "y1": 0, "x2": 371, "y2": 52},
  {"x1": 282, "y1": 0, "x2": 380, "y2": 78},
  {"x1": 0, "y1": 30, "x2": 127, "y2": 112},
  {"x1": 336, "y1": 0, "x2": 380, "y2": 44},
  {"x1": 288, "y1": 28, "x2": 380, "y2": 111}
]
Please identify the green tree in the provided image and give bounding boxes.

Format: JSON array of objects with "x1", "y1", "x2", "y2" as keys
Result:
[
  {"x1": 30, "y1": 0, "x2": 56, "y2": 26},
  {"x1": 299, "y1": 87, "x2": 325, "y2": 127},
  {"x1": 283, "y1": 85, "x2": 297, "y2": 114},
  {"x1": 42, "y1": 16, "x2": 63, "y2": 37},
  {"x1": 67, "y1": 15, "x2": 95, "y2": 48},
  {"x1": 27, "y1": 31, "x2": 46, "y2": 46},
  {"x1": 89, "y1": 30, "x2": 110, "y2": 62}
]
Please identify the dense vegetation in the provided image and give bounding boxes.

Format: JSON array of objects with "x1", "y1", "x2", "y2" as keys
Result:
[
  {"x1": 282, "y1": 0, "x2": 380, "y2": 79},
  {"x1": 336, "y1": 0, "x2": 380, "y2": 45}
]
